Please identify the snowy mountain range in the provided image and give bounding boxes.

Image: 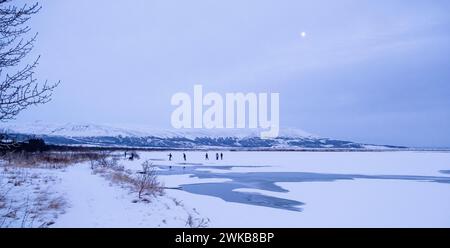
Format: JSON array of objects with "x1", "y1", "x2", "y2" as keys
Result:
[{"x1": 0, "y1": 122, "x2": 403, "y2": 150}]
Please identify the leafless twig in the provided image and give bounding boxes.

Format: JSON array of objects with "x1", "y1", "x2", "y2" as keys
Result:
[{"x1": 0, "y1": 0, "x2": 59, "y2": 122}]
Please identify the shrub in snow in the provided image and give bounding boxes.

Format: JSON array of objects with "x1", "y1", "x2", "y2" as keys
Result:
[{"x1": 136, "y1": 160, "x2": 162, "y2": 199}]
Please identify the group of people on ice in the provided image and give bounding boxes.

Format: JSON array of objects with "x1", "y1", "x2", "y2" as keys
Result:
[
  {"x1": 205, "y1": 152, "x2": 223, "y2": 160},
  {"x1": 167, "y1": 152, "x2": 224, "y2": 161}
]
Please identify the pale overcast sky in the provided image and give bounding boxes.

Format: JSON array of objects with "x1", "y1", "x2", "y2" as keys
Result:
[{"x1": 11, "y1": 0, "x2": 450, "y2": 147}]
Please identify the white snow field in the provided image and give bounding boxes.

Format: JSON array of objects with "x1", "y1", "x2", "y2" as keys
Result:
[
  {"x1": 2, "y1": 151, "x2": 450, "y2": 227},
  {"x1": 51, "y1": 164, "x2": 206, "y2": 228},
  {"x1": 122, "y1": 151, "x2": 450, "y2": 228},
  {"x1": 1, "y1": 158, "x2": 207, "y2": 228}
]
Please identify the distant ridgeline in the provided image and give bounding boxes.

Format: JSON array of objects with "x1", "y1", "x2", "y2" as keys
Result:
[{"x1": 1, "y1": 132, "x2": 404, "y2": 150}]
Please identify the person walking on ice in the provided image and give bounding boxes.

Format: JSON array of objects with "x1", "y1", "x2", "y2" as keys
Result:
[
  {"x1": 168, "y1": 153, "x2": 172, "y2": 161},
  {"x1": 183, "y1": 153, "x2": 187, "y2": 161},
  {"x1": 220, "y1": 152, "x2": 223, "y2": 160},
  {"x1": 216, "y1": 153, "x2": 219, "y2": 160},
  {"x1": 205, "y1": 153, "x2": 209, "y2": 160}
]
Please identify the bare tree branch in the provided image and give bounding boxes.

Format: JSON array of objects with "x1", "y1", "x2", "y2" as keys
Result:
[{"x1": 0, "y1": 0, "x2": 59, "y2": 122}]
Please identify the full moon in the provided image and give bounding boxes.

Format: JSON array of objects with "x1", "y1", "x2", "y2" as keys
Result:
[{"x1": 301, "y1": 32, "x2": 307, "y2": 38}]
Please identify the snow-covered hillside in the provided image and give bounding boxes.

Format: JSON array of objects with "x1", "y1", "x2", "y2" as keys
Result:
[
  {"x1": 0, "y1": 121, "x2": 314, "y2": 138},
  {"x1": 0, "y1": 122, "x2": 150, "y2": 137},
  {"x1": 0, "y1": 122, "x2": 401, "y2": 150}
]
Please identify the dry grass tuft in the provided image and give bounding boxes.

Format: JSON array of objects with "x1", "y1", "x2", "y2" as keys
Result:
[{"x1": 2, "y1": 151, "x2": 107, "y2": 169}]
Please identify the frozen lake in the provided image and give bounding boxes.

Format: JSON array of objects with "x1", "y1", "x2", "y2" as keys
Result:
[{"x1": 122, "y1": 151, "x2": 450, "y2": 227}]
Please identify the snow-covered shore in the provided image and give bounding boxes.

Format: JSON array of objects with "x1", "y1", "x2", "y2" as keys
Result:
[
  {"x1": 2, "y1": 151, "x2": 450, "y2": 227},
  {"x1": 1, "y1": 158, "x2": 207, "y2": 228}
]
